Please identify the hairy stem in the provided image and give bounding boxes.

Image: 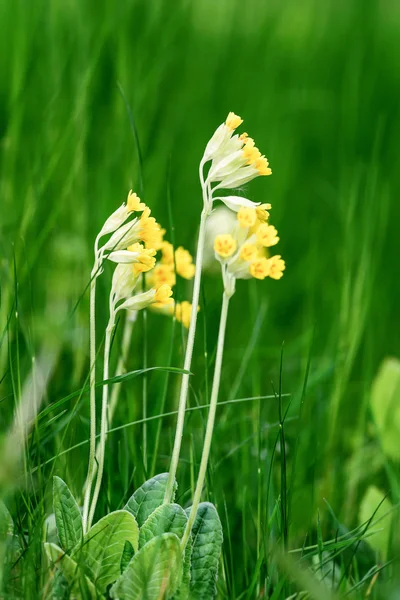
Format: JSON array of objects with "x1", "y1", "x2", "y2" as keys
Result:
[
  {"x1": 164, "y1": 164, "x2": 210, "y2": 504},
  {"x1": 87, "y1": 313, "x2": 113, "y2": 529},
  {"x1": 82, "y1": 265, "x2": 98, "y2": 533},
  {"x1": 181, "y1": 291, "x2": 230, "y2": 549}
]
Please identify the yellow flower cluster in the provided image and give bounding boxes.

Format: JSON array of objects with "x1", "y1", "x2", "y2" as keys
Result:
[
  {"x1": 213, "y1": 201, "x2": 285, "y2": 284},
  {"x1": 204, "y1": 112, "x2": 272, "y2": 191}
]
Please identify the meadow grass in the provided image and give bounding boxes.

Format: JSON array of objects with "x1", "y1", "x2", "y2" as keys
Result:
[{"x1": 1, "y1": 0, "x2": 400, "y2": 597}]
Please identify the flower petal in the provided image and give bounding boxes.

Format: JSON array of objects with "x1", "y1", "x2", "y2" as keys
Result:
[{"x1": 215, "y1": 196, "x2": 261, "y2": 212}]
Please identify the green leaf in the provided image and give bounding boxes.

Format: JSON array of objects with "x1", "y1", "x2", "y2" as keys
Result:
[
  {"x1": 110, "y1": 533, "x2": 182, "y2": 600},
  {"x1": 173, "y1": 535, "x2": 192, "y2": 600},
  {"x1": 358, "y1": 485, "x2": 393, "y2": 560},
  {"x1": 186, "y1": 502, "x2": 223, "y2": 600},
  {"x1": 73, "y1": 509, "x2": 139, "y2": 593},
  {"x1": 53, "y1": 476, "x2": 83, "y2": 552},
  {"x1": 370, "y1": 357, "x2": 400, "y2": 460},
  {"x1": 139, "y1": 504, "x2": 187, "y2": 549},
  {"x1": 124, "y1": 473, "x2": 176, "y2": 527},
  {"x1": 0, "y1": 500, "x2": 13, "y2": 539},
  {"x1": 120, "y1": 540, "x2": 135, "y2": 574},
  {"x1": 44, "y1": 542, "x2": 99, "y2": 599}
]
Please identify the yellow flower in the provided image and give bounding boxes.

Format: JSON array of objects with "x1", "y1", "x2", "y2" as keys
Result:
[
  {"x1": 214, "y1": 234, "x2": 237, "y2": 258},
  {"x1": 237, "y1": 206, "x2": 257, "y2": 228},
  {"x1": 267, "y1": 255, "x2": 285, "y2": 280},
  {"x1": 151, "y1": 263, "x2": 176, "y2": 288},
  {"x1": 242, "y1": 138, "x2": 261, "y2": 165},
  {"x1": 256, "y1": 224, "x2": 279, "y2": 247},
  {"x1": 139, "y1": 208, "x2": 165, "y2": 250},
  {"x1": 175, "y1": 301, "x2": 198, "y2": 329},
  {"x1": 225, "y1": 112, "x2": 243, "y2": 131},
  {"x1": 249, "y1": 257, "x2": 270, "y2": 280},
  {"x1": 127, "y1": 190, "x2": 146, "y2": 212},
  {"x1": 154, "y1": 284, "x2": 173, "y2": 304},
  {"x1": 127, "y1": 242, "x2": 157, "y2": 276},
  {"x1": 240, "y1": 243, "x2": 258, "y2": 262},
  {"x1": 161, "y1": 241, "x2": 174, "y2": 265},
  {"x1": 256, "y1": 203, "x2": 272, "y2": 222},
  {"x1": 175, "y1": 246, "x2": 195, "y2": 279},
  {"x1": 254, "y1": 156, "x2": 272, "y2": 176}
]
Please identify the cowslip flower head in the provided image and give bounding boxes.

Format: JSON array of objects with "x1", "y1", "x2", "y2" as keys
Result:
[
  {"x1": 175, "y1": 247, "x2": 196, "y2": 279},
  {"x1": 256, "y1": 224, "x2": 279, "y2": 247},
  {"x1": 160, "y1": 242, "x2": 196, "y2": 280},
  {"x1": 149, "y1": 264, "x2": 176, "y2": 288},
  {"x1": 204, "y1": 115, "x2": 272, "y2": 191},
  {"x1": 117, "y1": 284, "x2": 173, "y2": 313},
  {"x1": 203, "y1": 112, "x2": 243, "y2": 162},
  {"x1": 267, "y1": 255, "x2": 286, "y2": 280},
  {"x1": 175, "y1": 301, "x2": 199, "y2": 329},
  {"x1": 111, "y1": 263, "x2": 138, "y2": 302},
  {"x1": 138, "y1": 208, "x2": 165, "y2": 250},
  {"x1": 237, "y1": 206, "x2": 257, "y2": 228},
  {"x1": 127, "y1": 243, "x2": 157, "y2": 275},
  {"x1": 214, "y1": 234, "x2": 237, "y2": 259},
  {"x1": 213, "y1": 204, "x2": 285, "y2": 293},
  {"x1": 97, "y1": 190, "x2": 145, "y2": 241},
  {"x1": 127, "y1": 190, "x2": 145, "y2": 213}
]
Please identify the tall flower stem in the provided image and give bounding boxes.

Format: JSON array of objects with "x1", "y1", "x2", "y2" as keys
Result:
[
  {"x1": 164, "y1": 163, "x2": 210, "y2": 504},
  {"x1": 181, "y1": 290, "x2": 230, "y2": 549},
  {"x1": 87, "y1": 312, "x2": 114, "y2": 529},
  {"x1": 82, "y1": 264, "x2": 99, "y2": 533},
  {"x1": 82, "y1": 315, "x2": 134, "y2": 496}
]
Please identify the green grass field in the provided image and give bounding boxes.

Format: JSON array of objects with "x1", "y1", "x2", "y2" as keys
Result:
[{"x1": 1, "y1": 0, "x2": 400, "y2": 597}]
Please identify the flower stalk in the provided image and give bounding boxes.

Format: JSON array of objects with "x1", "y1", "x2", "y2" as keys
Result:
[
  {"x1": 82, "y1": 255, "x2": 101, "y2": 533},
  {"x1": 163, "y1": 205, "x2": 210, "y2": 504},
  {"x1": 181, "y1": 289, "x2": 231, "y2": 549},
  {"x1": 87, "y1": 302, "x2": 115, "y2": 529}
]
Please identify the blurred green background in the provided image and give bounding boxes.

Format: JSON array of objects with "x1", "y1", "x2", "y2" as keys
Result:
[{"x1": 1, "y1": 0, "x2": 400, "y2": 596}]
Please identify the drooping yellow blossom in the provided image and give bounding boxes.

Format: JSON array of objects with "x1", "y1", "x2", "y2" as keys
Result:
[
  {"x1": 127, "y1": 190, "x2": 146, "y2": 212},
  {"x1": 214, "y1": 234, "x2": 237, "y2": 258},
  {"x1": 175, "y1": 246, "x2": 196, "y2": 279},
  {"x1": 237, "y1": 206, "x2": 257, "y2": 228},
  {"x1": 256, "y1": 224, "x2": 279, "y2": 247},
  {"x1": 249, "y1": 257, "x2": 271, "y2": 280},
  {"x1": 254, "y1": 156, "x2": 272, "y2": 176},
  {"x1": 267, "y1": 255, "x2": 286, "y2": 280},
  {"x1": 225, "y1": 112, "x2": 243, "y2": 131},
  {"x1": 139, "y1": 208, "x2": 165, "y2": 250},
  {"x1": 161, "y1": 241, "x2": 174, "y2": 264},
  {"x1": 242, "y1": 138, "x2": 261, "y2": 165},
  {"x1": 240, "y1": 243, "x2": 258, "y2": 262},
  {"x1": 175, "y1": 301, "x2": 198, "y2": 329},
  {"x1": 127, "y1": 242, "x2": 157, "y2": 276},
  {"x1": 256, "y1": 203, "x2": 272, "y2": 222},
  {"x1": 151, "y1": 263, "x2": 176, "y2": 288},
  {"x1": 154, "y1": 284, "x2": 174, "y2": 304}
]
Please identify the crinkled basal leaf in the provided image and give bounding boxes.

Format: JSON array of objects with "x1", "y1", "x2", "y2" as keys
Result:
[
  {"x1": 110, "y1": 533, "x2": 182, "y2": 600},
  {"x1": 139, "y1": 503, "x2": 187, "y2": 549},
  {"x1": 173, "y1": 535, "x2": 192, "y2": 600},
  {"x1": 53, "y1": 476, "x2": 83, "y2": 552},
  {"x1": 120, "y1": 540, "x2": 135, "y2": 574},
  {"x1": 186, "y1": 502, "x2": 223, "y2": 600},
  {"x1": 44, "y1": 542, "x2": 99, "y2": 599},
  {"x1": 371, "y1": 358, "x2": 400, "y2": 460},
  {"x1": 124, "y1": 473, "x2": 176, "y2": 527},
  {"x1": 0, "y1": 500, "x2": 13, "y2": 538},
  {"x1": 73, "y1": 510, "x2": 139, "y2": 593}
]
